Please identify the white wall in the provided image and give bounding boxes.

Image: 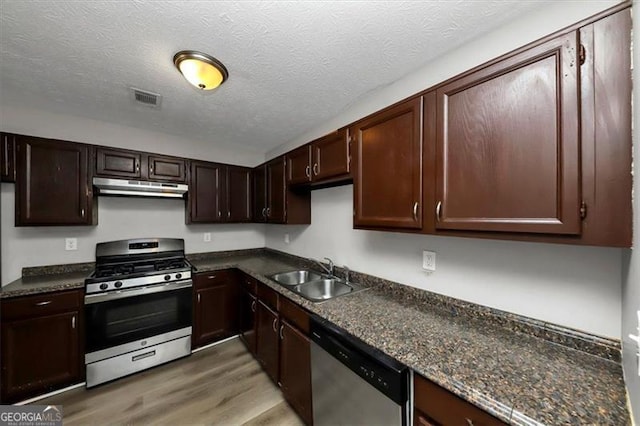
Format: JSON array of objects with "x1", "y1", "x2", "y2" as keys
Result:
[
  {"x1": 0, "y1": 105, "x2": 266, "y2": 285},
  {"x1": 621, "y1": 1, "x2": 639, "y2": 423},
  {"x1": 265, "y1": 0, "x2": 629, "y2": 339},
  {"x1": 1, "y1": 183, "x2": 265, "y2": 284},
  {"x1": 266, "y1": 185, "x2": 622, "y2": 338}
]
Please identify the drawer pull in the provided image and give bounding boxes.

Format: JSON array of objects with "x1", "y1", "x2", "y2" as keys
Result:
[
  {"x1": 35, "y1": 301, "x2": 52, "y2": 306},
  {"x1": 208, "y1": 275, "x2": 217, "y2": 280},
  {"x1": 197, "y1": 293, "x2": 201, "y2": 303},
  {"x1": 272, "y1": 318, "x2": 278, "y2": 333},
  {"x1": 251, "y1": 300, "x2": 256, "y2": 312},
  {"x1": 132, "y1": 350, "x2": 156, "y2": 362},
  {"x1": 465, "y1": 419, "x2": 474, "y2": 426}
]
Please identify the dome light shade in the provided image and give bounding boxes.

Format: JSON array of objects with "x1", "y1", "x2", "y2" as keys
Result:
[{"x1": 173, "y1": 50, "x2": 228, "y2": 91}]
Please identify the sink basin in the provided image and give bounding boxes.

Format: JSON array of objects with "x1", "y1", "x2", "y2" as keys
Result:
[
  {"x1": 294, "y1": 278, "x2": 354, "y2": 302},
  {"x1": 270, "y1": 270, "x2": 324, "y2": 286}
]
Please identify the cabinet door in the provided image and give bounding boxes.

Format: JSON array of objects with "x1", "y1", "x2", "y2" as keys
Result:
[
  {"x1": 188, "y1": 161, "x2": 226, "y2": 223},
  {"x1": 312, "y1": 129, "x2": 350, "y2": 182},
  {"x1": 239, "y1": 290, "x2": 257, "y2": 355},
  {"x1": 16, "y1": 137, "x2": 92, "y2": 226},
  {"x1": 266, "y1": 157, "x2": 286, "y2": 223},
  {"x1": 253, "y1": 164, "x2": 268, "y2": 223},
  {"x1": 256, "y1": 301, "x2": 279, "y2": 383},
  {"x1": 287, "y1": 145, "x2": 311, "y2": 185},
  {"x1": 352, "y1": 97, "x2": 423, "y2": 229},
  {"x1": 1, "y1": 311, "x2": 81, "y2": 403},
  {"x1": 193, "y1": 282, "x2": 238, "y2": 348},
  {"x1": 1, "y1": 133, "x2": 16, "y2": 182},
  {"x1": 227, "y1": 166, "x2": 252, "y2": 222},
  {"x1": 148, "y1": 155, "x2": 187, "y2": 183},
  {"x1": 95, "y1": 147, "x2": 142, "y2": 179},
  {"x1": 279, "y1": 320, "x2": 312, "y2": 425},
  {"x1": 435, "y1": 32, "x2": 580, "y2": 235}
]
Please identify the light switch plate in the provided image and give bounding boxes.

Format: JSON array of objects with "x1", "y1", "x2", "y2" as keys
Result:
[
  {"x1": 65, "y1": 238, "x2": 77, "y2": 251},
  {"x1": 203, "y1": 233, "x2": 211, "y2": 242},
  {"x1": 422, "y1": 250, "x2": 436, "y2": 271}
]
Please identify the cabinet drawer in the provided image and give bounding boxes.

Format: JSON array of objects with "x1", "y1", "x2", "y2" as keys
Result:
[
  {"x1": 257, "y1": 282, "x2": 278, "y2": 310},
  {"x1": 194, "y1": 270, "x2": 233, "y2": 288},
  {"x1": 240, "y1": 274, "x2": 257, "y2": 295},
  {"x1": 413, "y1": 374, "x2": 505, "y2": 426},
  {"x1": 1, "y1": 290, "x2": 82, "y2": 321},
  {"x1": 279, "y1": 297, "x2": 309, "y2": 334}
]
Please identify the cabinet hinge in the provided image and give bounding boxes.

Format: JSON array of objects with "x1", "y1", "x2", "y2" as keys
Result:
[
  {"x1": 579, "y1": 44, "x2": 586, "y2": 65},
  {"x1": 580, "y1": 201, "x2": 587, "y2": 220}
]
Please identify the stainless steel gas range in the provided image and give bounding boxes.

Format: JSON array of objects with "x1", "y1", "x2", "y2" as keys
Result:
[{"x1": 84, "y1": 238, "x2": 193, "y2": 388}]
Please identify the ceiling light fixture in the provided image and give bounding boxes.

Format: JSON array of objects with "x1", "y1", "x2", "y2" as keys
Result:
[{"x1": 173, "y1": 50, "x2": 228, "y2": 91}]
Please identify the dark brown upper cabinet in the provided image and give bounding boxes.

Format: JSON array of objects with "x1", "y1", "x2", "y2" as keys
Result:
[
  {"x1": 188, "y1": 160, "x2": 226, "y2": 223},
  {"x1": 147, "y1": 154, "x2": 187, "y2": 183},
  {"x1": 226, "y1": 166, "x2": 252, "y2": 222},
  {"x1": 352, "y1": 97, "x2": 423, "y2": 230},
  {"x1": 255, "y1": 157, "x2": 310, "y2": 224},
  {"x1": 95, "y1": 147, "x2": 186, "y2": 183},
  {"x1": 1, "y1": 133, "x2": 16, "y2": 183},
  {"x1": 16, "y1": 136, "x2": 94, "y2": 226},
  {"x1": 434, "y1": 32, "x2": 580, "y2": 235},
  {"x1": 286, "y1": 129, "x2": 351, "y2": 187}
]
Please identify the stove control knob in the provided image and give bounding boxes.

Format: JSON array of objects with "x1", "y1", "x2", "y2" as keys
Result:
[
  {"x1": 114, "y1": 281, "x2": 123, "y2": 288},
  {"x1": 99, "y1": 283, "x2": 109, "y2": 290},
  {"x1": 175, "y1": 273, "x2": 182, "y2": 280},
  {"x1": 164, "y1": 275, "x2": 171, "y2": 281}
]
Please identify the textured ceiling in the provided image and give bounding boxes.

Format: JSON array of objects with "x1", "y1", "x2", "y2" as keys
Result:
[{"x1": 1, "y1": 1, "x2": 551, "y2": 153}]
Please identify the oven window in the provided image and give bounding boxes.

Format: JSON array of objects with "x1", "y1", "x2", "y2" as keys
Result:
[{"x1": 85, "y1": 286, "x2": 192, "y2": 354}]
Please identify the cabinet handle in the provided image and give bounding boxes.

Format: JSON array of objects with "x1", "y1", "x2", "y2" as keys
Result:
[
  {"x1": 35, "y1": 301, "x2": 52, "y2": 306},
  {"x1": 436, "y1": 201, "x2": 442, "y2": 222},
  {"x1": 135, "y1": 162, "x2": 140, "y2": 172},
  {"x1": 251, "y1": 300, "x2": 256, "y2": 312},
  {"x1": 412, "y1": 202, "x2": 419, "y2": 221},
  {"x1": 313, "y1": 163, "x2": 319, "y2": 176},
  {"x1": 81, "y1": 208, "x2": 85, "y2": 218},
  {"x1": 279, "y1": 324, "x2": 284, "y2": 340},
  {"x1": 197, "y1": 293, "x2": 201, "y2": 303},
  {"x1": 272, "y1": 318, "x2": 278, "y2": 333},
  {"x1": 207, "y1": 275, "x2": 216, "y2": 279},
  {"x1": 465, "y1": 419, "x2": 474, "y2": 426},
  {"x1": 227, "y1": 211, "x2": 231, "y2": 219},
  {"x1": 305, "y1": 165, "x2": 311, "y2": 178},
  {"x1": 266, "y1": 207, "x2": 271, "y2": 218},
  {"x1": 150, "y1": 165, "x2": 154, "y2": 174},
  {"x1": 71, "y1": 315, "x2": 76, "y2": 329},
  {"x1": 262, "y1": 207, "x2": 267, "y2": 219}
]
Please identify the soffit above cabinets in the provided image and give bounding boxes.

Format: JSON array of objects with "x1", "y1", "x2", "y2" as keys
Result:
[{"x1": 0, "y1": 1, "x2": 553, "y2": 153}]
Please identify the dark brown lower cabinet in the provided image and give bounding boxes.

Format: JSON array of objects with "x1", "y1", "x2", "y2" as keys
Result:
[
  {"x1": 1, "y1": 290, "x2": 83, "y2": 403},
  {"x1": 279, "y1": 320, "x2": 312, "y2": 425},
  {"x1": 413, "y1": 373, "x2": 505, "y2": 426},
  {"x1": 256, "y1": 300, "x2": 280, "y2": 383},
  {"x1": 239, "y1": 288, "x2": 257, "y2": 355},
  {"x1": 192, "y1": 271, "x2": 239, "y2": 349}
]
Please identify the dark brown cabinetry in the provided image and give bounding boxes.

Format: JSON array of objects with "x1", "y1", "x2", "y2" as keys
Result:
[
  {"x1": 286, "y1": 129, "x2": 351, "y2": 187},
  {"x1": 192, "y1": 271, "x2": 239, "y2": 349},
  {"x1": 414, "y1": 373, "x2": 505, "y2": 426},
  {"x1": 352, "y1": 97, "x2": 423, "y2": 230},
  {"x1": 256, "y1": 300, "x2": 280, "y2": 383},
  {"x1": 435, "y1": 32, "x2": 580, "y2": 235},
  {"x1": 16, "y1": 136, "x2": 94, "y2": 226},
  {"x1": 1, "y1": 290, "x2": 83, "y2": 403},
  {"x1": 95, "y1": 147, "x2": 186, "y2": 183},
  {"x1": 254, "y1": 157, "x2": 310, "y2": 224},
  {"x1": 1, "y1": 132, "x2": 16, "y2": 182},
  {"x1": 226, "y1": 166, "x2": 252, "y2": 222},
  {"x1": 239, "y1": 274, "x2": 258, "y2": 355}
]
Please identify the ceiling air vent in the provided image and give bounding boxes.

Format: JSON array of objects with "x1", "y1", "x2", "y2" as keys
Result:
[{"x1": 130, "y1": 87, "x2": 162, "y2": 108}]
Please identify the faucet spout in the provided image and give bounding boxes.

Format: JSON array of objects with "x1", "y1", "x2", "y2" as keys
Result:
[{"x1": 314, "y1": 257, "x2": 335, "y2": 276}]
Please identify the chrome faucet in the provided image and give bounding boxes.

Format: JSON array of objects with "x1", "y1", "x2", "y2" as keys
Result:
[
  {"x1": 315, "y1": 257, "x2": 334, "y2": 276},
  {"x1": 343, "y1": 265, "x2": 350, "y2": 284}
]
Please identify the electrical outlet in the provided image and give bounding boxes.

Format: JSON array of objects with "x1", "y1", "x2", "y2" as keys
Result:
[
  {"x1": 284, "y1": 233, "x2": 290, "y2": 244},
  {"x1": 203, "y1": 232, "x2": 211, "y2": 242},
  {"x1": 422, "y1": 250, "x2": 436, "y2": 271},
  {"x1": 65, "y1": 238, "x2": 77, "y2": 251}
]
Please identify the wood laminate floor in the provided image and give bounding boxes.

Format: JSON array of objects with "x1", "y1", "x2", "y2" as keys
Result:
[{"x1": 37, "y1": 338, "x2": 303, "y2": 426}]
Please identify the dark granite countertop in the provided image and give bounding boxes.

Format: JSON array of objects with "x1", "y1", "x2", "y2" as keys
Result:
[{"x1": 1, "y1": 250, "x2": 629, "y2": 424}]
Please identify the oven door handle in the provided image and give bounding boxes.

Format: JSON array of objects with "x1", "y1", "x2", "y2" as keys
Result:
[{"x1": 84, "y1": 280, "x2": 193, "y2": 304}]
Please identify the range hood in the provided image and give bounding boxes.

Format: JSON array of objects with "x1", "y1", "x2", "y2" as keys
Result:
[{"x1": 93, "y1": 177, "x2": 188, "y2": 198}]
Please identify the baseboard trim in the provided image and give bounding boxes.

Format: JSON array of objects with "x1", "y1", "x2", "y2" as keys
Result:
[
  {"x1": 15, "y1": 382, "x2": 86, "y2": 405},
  {"x1": 192, "y1": 335, "x2": 240, "y2": 353}
]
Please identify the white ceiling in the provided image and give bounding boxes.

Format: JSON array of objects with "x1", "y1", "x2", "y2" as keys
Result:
[{"x1": 1, "y1": 1, "x2": 551, "y2": 153}]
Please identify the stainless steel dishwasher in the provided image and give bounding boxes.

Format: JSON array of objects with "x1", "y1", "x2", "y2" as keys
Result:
[{"x1": 310, "y1": 315, "x2": 410, "y2": 426}]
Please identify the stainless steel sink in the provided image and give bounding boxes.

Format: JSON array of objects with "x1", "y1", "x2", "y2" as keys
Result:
[
  {"x1": 270, "y1": 269, "x2": 324, "y2": 286},
  {"x1": 294, "y1": 278, "x2": 354, "y2": 302}
]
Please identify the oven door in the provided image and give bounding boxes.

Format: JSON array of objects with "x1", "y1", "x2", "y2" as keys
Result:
[{"x1": 84, "y1": 280, "x2": 192, "y2": 356}]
